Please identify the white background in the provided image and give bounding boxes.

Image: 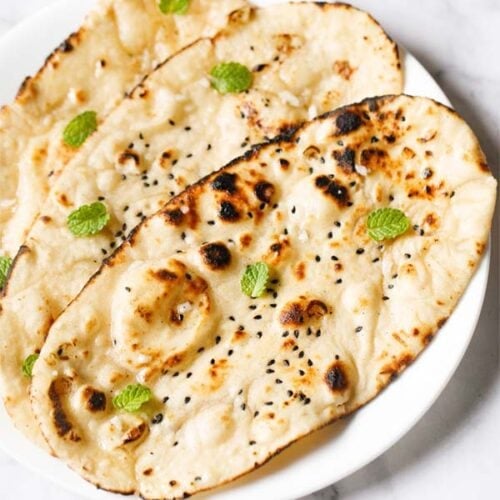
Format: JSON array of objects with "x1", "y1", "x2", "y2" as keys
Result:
[{"x1": 0, "y1": 1, "x2": 498, "y2": 499}]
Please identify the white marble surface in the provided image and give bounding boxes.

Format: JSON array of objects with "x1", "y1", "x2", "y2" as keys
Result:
[{"x1": 0, "y1": 1, "x2": 498, "y2": 499}]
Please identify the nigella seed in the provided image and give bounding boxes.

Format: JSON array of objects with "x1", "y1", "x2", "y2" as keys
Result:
[
  {"x1": 241, "y1": 403, "x2": 246, "y2": 411},
  {"x1": 334, "y1": 221, "x2": 341, "y2": 227},
  {"x1": 210, "y1": 359, "x2": 215, "y2": 365},
  {"x1": 197, "y1": 347, "x2": 205, "y2": 353},
  {"x1": 229, "y1": 316, "x2": 235, "y2": 321},
  {"x1": 315, "y1": 255, "x2": 321, "y2": 262},
  {"x1": 282, "y1": 331, "x2": 289, "y2": 338},
  {"x1": 388, "y1": 284, "x2": 394, "y2": 289},
  {"x1": 275, "y1": 379, "x2": 283, "y2": 384},
  {"x1": 304, "y1": 398, "x2": 311, "y2": 405},
  {"x1": 215, "y1": 336, "x2": 221, "y2": 344},
  {"x1": 299, "y1": 370, "x2": 305, "y2": 376},
  {"x1": 257, "y1": 331, "x2": 263, "y2": 338},
  {"x1": 207, "y1": 220, "x2": 215, "y2": 226},
  {"x1": 316, "y1": 330, "x2": 321, "y2": 337},
  {"x1": 264, "y1": 401, "x2": 273, "y2": 406},
  {"x1": 307, "y1": 359, "x2": 313, "y2": 367},
  {"x1": 335, "y1": 278, "x2": 343, "y2": 284},
  {"x1": 293, "y1": 330, "x2": 299, "y2": 339},
  {"x1": 249, "y1": 305, "x2": 257, "y2": 310},
  {"x1": 254, "y1": 315, "x2": 262, "y2": 320},
  {"x1": 266, "y1": 369, "x2": 275, "y2": 374},
  {"x1": 331, "y1": 255, "x2": 339, "y2": 261},
  {"x1": 228, "y1": 349, "x2": 234, "y2": 356},
  {"x1": 173, "y1": 441, "x2": 178, "y2": 447},
  {"x1": 173, "y1": 372, "x2": 179, "y2": 377},
  {"x1": 267, "y1": 360, "x2": 275, "y2": 366},
  {"x1": 405, "y1": 253, "x2": 411, "y2": 259},
  {"x1": 283, "y1": 359, "x2": 290, "y2": 366},
  {"x1": 292, "y1": 345, "x2": 299, "y2": 352},
  {"x1": 185, "y1": 397, "x2": 191, "y2": 404},
  {"x1": 372, "y1": 257, "x2": 380, "y2": 263},
  {"x1": 383, "y1": 296, "x2": 390, "y2": 301},
  {"x1": 163, "y1": 396, "x2": 169, "y2": 403},
  {"x1": 287, "y1": 390, "x2": 294, "y2": 397},
  {"x1": 249, "y1": 440, "x2": 256, "y2": 446},
  {"x1": 298, "y1": 351, "x2": 305, "y2": 359},
  {"x1": 355, "y1": 326, "x2": 363, "y2": 333},
  {"x1": 327, "y1": 232, "x2": 333, "y2": 239},
  {"x1": 356, "y1": 248, "x2": 365, "y2": 255},
  {"x1": 186, "y1": 372, "x2": 192, "y2": 378},
  {"x1": 254, "y1": 411, "x2": 259, "y2": 417}
]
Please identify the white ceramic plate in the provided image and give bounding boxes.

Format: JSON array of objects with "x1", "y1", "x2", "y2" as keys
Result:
[{"x1": 0, "y1": 1, "x2": 491, "y2": 499}]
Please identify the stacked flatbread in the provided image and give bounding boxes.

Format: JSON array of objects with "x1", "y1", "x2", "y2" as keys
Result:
[
  {"x1": 0, "y1": 1, "x2": 495, "y2": 499},
  {"x1": 0, "y1": 1, "x2": 402, "y2": 446}
]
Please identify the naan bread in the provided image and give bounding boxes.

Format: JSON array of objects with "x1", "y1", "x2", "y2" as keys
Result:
[
  {"x1": 30, "y1": 95, "x2": 496, "y2": 497},
  {"x1": 0, "y1": 2, "x2": 402, "y2": 445},
  {"x1": 0, "y1": 0, "x2": 247, "y2": 257}
]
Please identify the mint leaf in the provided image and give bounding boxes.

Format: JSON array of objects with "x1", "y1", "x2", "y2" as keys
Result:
[
  {"x1": 210, "y1": 62, "x2": 253, "y2": 94},
  {"x1": 367, "y1": 208, "x2": 410, "y2": 242},
  {"x1": 22, "y1": 353, "x2": 39, "y2": 378},
  {"x1": 0, "y1": 256, "x2": 12, "y2": 289},
  {"x1": 113, "y1": 384, "x2": 152, "y2": 412},
  {"x1": 67, "y1": 202, "x2": 110, "y2": 237},
  {"x1": 159, "y1": 0, "x2": 189, "y2": 14},
  {"x1": 63, "y1": 111, "x2": 97, "y2": 147},
  {"x1": 241, "y1": 262, "x2": 269, "y2": 298}
]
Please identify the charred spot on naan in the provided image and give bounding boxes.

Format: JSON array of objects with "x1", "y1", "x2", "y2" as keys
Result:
[
  {"x1": 211, "y1": 172, "x2": 238, "y2": 194},
  {"x1": 48, "y1": 377, "x2": 80, "y2": 441},
  {"x1": 324, "y1": 361, "x2": 349, "y2": 393},
  {"x1": 200, "y1": 242, "x2": 232, "y2": 270},
  {"x1": 82, "y1": 386, "x2": 107, "y2": 413},
  {"x1": 279, "y1": 297, "x2": 330, "y2": 326},
  {"x1": 333, "y1": 147, "x2": 355, "y2": 174},
  {"x1": 334, "y1": 110, "x2": 363, "y2": 136},
  {"x1": 314, "y1": 175, "x2": 350, "y2": 207}
]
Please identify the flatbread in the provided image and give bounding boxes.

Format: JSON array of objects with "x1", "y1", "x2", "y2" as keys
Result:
[
  {"x1": 0, "y1": 0, "x2": 247, "y2": 257},
  {"x1": 30, "y1": 95, "x2": 496, "y2": 497},
  {"x1": 0, "y1": 2, "x2": 402, "y2": 446}
]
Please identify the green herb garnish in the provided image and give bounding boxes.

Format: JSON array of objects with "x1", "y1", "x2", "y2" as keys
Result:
[
  {"x1": 62, "y1": 111, "x2": 97, "y2": 147},
  {"x1": 241, "y1": 262, "x2": 269, "y2": 298},
  {"x1": 0, "y1": 256, "x2": 12, "y2": 289},
  {"x1": 210, "y1": 62, "x2": 253, "y2": 94},
  {"x1": 159, "y1": 0, "x2": 189, "y2": 15},
  {"x1": 22, "y1": 353, "x2": 39, "y2": 378},
  {"x1": 367, "y1": 207, "x2": 410, "y2": 242},
  {"x1": 113, "y1": 384, "x2": 152, "y2": 412},
  {"x1": 67, "y1": 202, "x2": 110, "y2": 237}
]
